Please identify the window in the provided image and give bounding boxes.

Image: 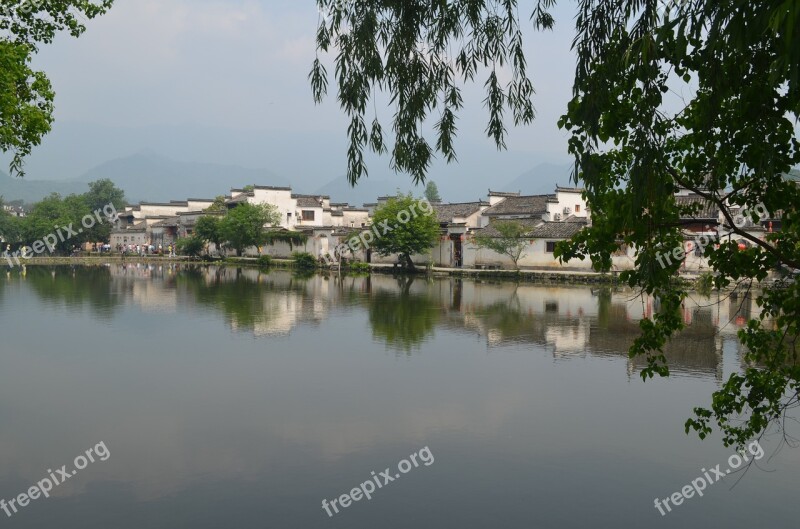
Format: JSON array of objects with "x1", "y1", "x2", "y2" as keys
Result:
[
  {"x1": 546, "y1": 241, "x2": 557, "y2": 253},
  {"x1": 302, "y1": 210, "x2": 315, "y2": 221},
  {"x1": 575, "y1": 204, "x2": 581, "y2": 213}
]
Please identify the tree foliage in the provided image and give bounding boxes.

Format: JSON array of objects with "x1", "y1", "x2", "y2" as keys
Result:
[
  {"x1": 557, "y1": 0, "x2": 800, "y2": 448},
  {"x1": 195, "y1": 214, "x2": 224, "y2": 255},
  {"x1": 471, "y1": 220, "x2": 530, "y2": 270},
  {"x1": 218, "y1": 203, "x2": 281, "y2": 256},
  {"x1": 0, "y1": 195, "x2": 21, "y2": 243},
  {"x1": 311, "y1": 0, "x2": 553, "y2": 184},
  {"x1": 0, "y1": 1, "x2": 114, "y2": 176},
  {"x1": 0, "y1": 40, "x2": 53, "y2": 177},
  {"x1": 370, "y1": 194, "x2": 439, "y2": 271},
  {"x1": 263, "y1": 230, "x2": 308, "y2": 250},
  {"x1": 176, "y1": 235, "x2": 204, "y2": 258},
  {"x1": 205, "y1": 195, "x2": 228, "y2": 212},
  {"x1": 83, "y1": 178, "x2": 125, "y2": 241},
  {"x1": 9, "y1": 179, "x2": 124, "y2": 254},
  {"x1": 317, "y1": 0, "x2": 800, "y2": 448},
  {"x1": 424, "y1": 181, "x2": 442, "y2": 202},
  {"x1": 22, "y1": 192, "x2": 85, "y2": 253}
]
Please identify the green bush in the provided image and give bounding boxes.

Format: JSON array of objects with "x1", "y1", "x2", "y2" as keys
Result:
[
  {"x1": 292, "y1": 252, "x2": 318, "y2": 270},
  {"x1": 257, "y1": 254, "x2": 272, "y2": 268},
  {"x1": 175, "y1": 236, "x2": 204, "y2": 258},
  {"x1": 349, "y1": 262, "x2": 371, "y2": 273}
]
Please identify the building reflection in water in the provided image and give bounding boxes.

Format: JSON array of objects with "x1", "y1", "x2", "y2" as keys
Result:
[{"x1": 5, "y1": 265, "x2": 759, "y2": 379}]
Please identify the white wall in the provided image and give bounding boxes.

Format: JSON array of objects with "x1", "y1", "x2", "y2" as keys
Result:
[
  {"x1": 248, "y1": 188, "x2": 295, "y2": 229},
  {"x1": 545, "y1": 190, "x2": 588, "y2": 221},
  {"x1": 187, "y1": 200, "x2": 213, "y2": 211},
  {"x1": 137, "y1": 204, "x2": 190, "y2": 218}
]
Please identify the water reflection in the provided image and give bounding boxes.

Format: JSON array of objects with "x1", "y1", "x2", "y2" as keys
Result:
[
  {"x1": 0, "y1": 265, "x2": 793, "y2": 529},
  {"x1": 369, "y1": 278, "x2": 441, "y2": 351},
  {"x1": 0, "y1": 265, "x2": 755, "y2": 378},
  {"x1": 18, "y1": 265, "x2": 124, "y2": 319}
]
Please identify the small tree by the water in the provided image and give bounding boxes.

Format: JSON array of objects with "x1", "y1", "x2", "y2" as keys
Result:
[
  {"x1": 218, "y1": 203, "x2": 281, "y2": 256},
  {"x1": 195, "y1": 215, "x2": 225, "y2": 256},
  {"x1": 371, "y1": 194, "x2": 439, "y2": 272},
  {"x1": 471, "y1": 221, "x2": 530, "y2": 271},
  {"x1": 176, "y1": 236, "x2": 204, "y2": 258}
]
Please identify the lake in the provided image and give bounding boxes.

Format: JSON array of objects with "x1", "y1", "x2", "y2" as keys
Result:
[{"x1": 0, "y1": 265, "x2": 797, "y2": 528}]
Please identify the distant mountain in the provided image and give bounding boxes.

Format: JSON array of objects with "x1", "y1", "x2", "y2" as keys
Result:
[
  {"x1": 74, "y1": 152, "x2": 291, "y2": 203},
  {"x1": 501, "y1": 162, "x2": 574, "y2": 195},
  {"x1": 315, "y1": 176, "x2": 413, "y2": 207},
  {"x1": 0, "y1": 170, "x2": 88, "y2": 204}
]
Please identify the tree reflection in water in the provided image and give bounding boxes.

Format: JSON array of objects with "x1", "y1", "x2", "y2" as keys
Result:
[{"x1": 368, "y1": 277, "x2": 440, "y2": 353}]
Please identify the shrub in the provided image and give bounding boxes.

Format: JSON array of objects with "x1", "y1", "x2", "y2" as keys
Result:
[
  {"x1": 292, "y1": 251, "x2": 318, "y2": 270},
  {"x1": 349, "y1": 262, "x2": 370, "y2": 273},
  {"x1": 257, "y1": 254, "x2": 272, "y2": 268},
  {"x1": 175, "y1": 236, "x2": 204, "y2": 258}
]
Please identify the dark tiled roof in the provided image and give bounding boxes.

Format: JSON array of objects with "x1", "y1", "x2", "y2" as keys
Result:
[
  {"x1": 296, "y1": 197, "x2": 322, "y2": 208},
  {"x1": 152, "y1": 216, "x2": 180, "y2": 228},
  {"x1": 433, "y1": 202, "x2": 486, "y2": 224},
  {"x1": 474, "y1": 218, "x2": 542, "y2": 237},
  {"x1": 530, "y1": 220, "x2": 587, "y2": 239},
  {"x1": 255, "y1": 185, "x2": 292, "y2": 191},
  {"x1": 225, "y1": 193, "x2": 253, "y2": 205},
  {"x1": 488, "y1": 190, "x2": 521, "y2": 197},
  {"x1": 556, "y1": 186, "x2": 585, "y2": 193},
  {"x1": 482, "y1": 195, "x2": 553, "y2": 217},
  {"x1": 475, "y1": 219, "x2": 587, "y2": 239},
  {"x1": 675, "y1": 195, "x2": 718, "y2": 220},
  {"x1": 178, "y1": 210, "x2": 217, "y2": 216}
]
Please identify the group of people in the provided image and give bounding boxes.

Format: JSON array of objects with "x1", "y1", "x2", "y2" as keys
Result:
[{"x1": 116, "y1": 244, "x2": 176, "y2": 257}]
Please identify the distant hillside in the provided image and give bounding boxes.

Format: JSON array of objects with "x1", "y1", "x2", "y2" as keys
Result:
[
  {"x1": 502, "y1": 162, "x2": 574, "y2": 195},
  {"x1": 0, "y1": 170, "x2": 88, "y2": 203},
  {"x1": 75, "y1": 152, "x2": 291, "y2": 203},
  {"x1": 315, "y1": 176, "x2": 413, "y2": 207}
]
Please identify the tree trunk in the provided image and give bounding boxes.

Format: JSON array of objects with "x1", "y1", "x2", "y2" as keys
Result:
[{"x1": 402, "y1": 253, "x2": 416, "y2": 272}]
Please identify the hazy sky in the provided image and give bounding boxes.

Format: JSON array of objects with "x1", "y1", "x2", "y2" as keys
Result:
[{"x1": 20, "y1": 0, "x2": 580, "y2": 193}]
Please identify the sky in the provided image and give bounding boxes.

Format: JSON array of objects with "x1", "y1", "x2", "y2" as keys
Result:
[{"x1": 15, "y1": 0, "x2": 580, "y2": 197}]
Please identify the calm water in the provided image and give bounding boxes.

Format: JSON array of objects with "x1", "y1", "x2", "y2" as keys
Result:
[{"x1": 0, "y1": 265, "x2": 797, "y2": 528}]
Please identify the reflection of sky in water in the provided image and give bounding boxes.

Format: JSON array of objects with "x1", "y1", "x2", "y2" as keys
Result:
[{"x1": 0, "y1": 266, "x2": 795, "y2": 529}]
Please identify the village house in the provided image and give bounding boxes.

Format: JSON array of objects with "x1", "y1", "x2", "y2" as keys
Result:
[
  {"x1": 111, "y1": 199, "x2": 214, "y2": 250},
  {"x1": 366, "y1": 187, "x2": 594, "y2": 270},
  {"x1": 100, "y1": 174, "x2": 795, "y2": 272},
  {"x1": 2, "y1": 204, "x2": 25, "y2": 217},
  {"x1": 457, "y1": 187, "x2": 593, "y2": 270}
]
